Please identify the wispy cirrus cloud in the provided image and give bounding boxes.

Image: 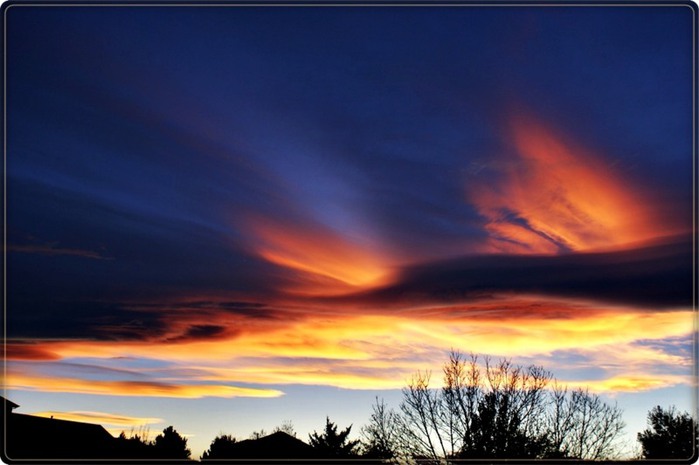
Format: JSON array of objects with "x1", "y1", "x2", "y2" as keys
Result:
[{"x1": 8, "y1": 242, "x2": 112, "y2": 260}]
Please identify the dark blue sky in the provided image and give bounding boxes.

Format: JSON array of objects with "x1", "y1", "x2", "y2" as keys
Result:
[{"x1": 6, "y1": 5, "x2": 694, "y2": 340}]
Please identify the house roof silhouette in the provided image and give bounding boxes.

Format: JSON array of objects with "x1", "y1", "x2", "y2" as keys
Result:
[
  {"x1": 2, "y1": 397, "x2": 117, "y2": 460},
  {"x1": 2, "y1": 396, "x2": 19, "y2": 411},
  {"x1": 223, "y1": 431, "x2": 318, "y2": 459},
  {"x1": 202, "y1": 431, "x2": 384, "y2": 464}
]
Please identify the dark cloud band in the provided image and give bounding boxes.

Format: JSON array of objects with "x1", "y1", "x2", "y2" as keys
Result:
[{"x1": 350, "y1": 236, "x2": 692, "y2": 309}]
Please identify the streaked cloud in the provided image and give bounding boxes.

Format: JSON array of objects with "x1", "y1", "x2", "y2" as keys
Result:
[
  {"x1": 4, "y1": 372, "x2": 284, "y2": 399},
  {"x1": 30, "y1": 410, "x2": 163, "y2": 427},
  {"x1": 468, "y1": 115, "x2": 684, "y2": 254},
  {"x1": 6, "y1": 343, "x2": 61, "y2": 361},
  {"x1": 565, "y1": 374, "x2": 691, "y2": 394},
  {"x1": 5, "y1": 296, "x2": 694, "y2": 394},
  {"x1": 356, "y1": 237, "x2": 691, "y2": 308}
]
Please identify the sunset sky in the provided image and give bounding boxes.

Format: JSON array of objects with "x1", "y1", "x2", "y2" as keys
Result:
[{"x1": 3, "y1": 4, "x2": 696, "y2": 459}]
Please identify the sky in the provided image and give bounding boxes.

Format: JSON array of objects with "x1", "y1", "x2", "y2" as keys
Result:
[{"x1": 3, "y1": 3, "x2": 696, "y2": 460}]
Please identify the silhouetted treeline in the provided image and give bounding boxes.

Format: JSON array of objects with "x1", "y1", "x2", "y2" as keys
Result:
[
  {"x1": 3, "y1": 352, "x2": 697, "y2": 462},
  {"x1": 198, "y1": 353, "x2": 629, "y2": 463},
  {"x1": 200, "y1": 420, "x2": 382, "y2": 465},
  {"x1": 112, "y1": 426, "x2": 191, "y2": 459}
]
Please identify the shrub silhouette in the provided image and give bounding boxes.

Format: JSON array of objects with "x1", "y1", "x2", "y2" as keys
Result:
[
  {"x1": 201, "y1": 434, "x2": 237, "y2": 460},
  {"x1": 113, "y1": 432, "x2": 155, "y2": 458},
  {"x1": 638, "y1": 405, "x2": 698, "y2": 459}
]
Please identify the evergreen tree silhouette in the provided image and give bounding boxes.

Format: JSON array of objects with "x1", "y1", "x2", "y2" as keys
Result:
[
  {"x1": 153, "y1": 426, "x2": 191, "y2": 459},
  {"x1": 308, "y1": 417, "x2": 360, "y2": 458}
]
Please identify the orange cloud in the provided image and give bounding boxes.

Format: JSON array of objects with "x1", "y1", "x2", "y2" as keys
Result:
[
  {"x1": 4, "y1": 297, "x2": 694, "y2": 395},
  {"x1": 469, "y1": 115, "x2": 677, "y2": 253},
  {"x1": 246, "y1": 216, "x2": 391, "y2": 295}
]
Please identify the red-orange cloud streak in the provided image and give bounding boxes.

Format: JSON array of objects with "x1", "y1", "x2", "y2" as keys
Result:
[{"x1": 469, "y1": 115, "x2": 680, "y2": 254}]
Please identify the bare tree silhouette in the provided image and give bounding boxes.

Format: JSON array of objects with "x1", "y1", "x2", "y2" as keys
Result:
[
  {"x1": 272, "y1": 420, "x2": 296, "y2": 437},
  {"x1": 377, "y1": 352, "x2": 624, "y2": 461},
  {"x1": 360, "y1": 397, "x2": 400, "y2": 459},
  {"x1": 548, "y1": 384, "x2": 625, "y2": 459}
]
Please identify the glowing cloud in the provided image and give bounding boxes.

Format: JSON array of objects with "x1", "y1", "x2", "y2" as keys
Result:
[
  {"x1": 565, "y1": 374, "x2": 691, "y2": 394},
  {"x1": 247, "y1": 216, "x2": 391, "y2": 295},
  {"x1": 4, "y1": 296, "x2": 694, "y2": 394},
  {"x1": 469, "y1": 115, "x2": 675, "y2": 253},
  {"x1": 6, "y1": 343, "x2": 61, "y2": 361}
]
